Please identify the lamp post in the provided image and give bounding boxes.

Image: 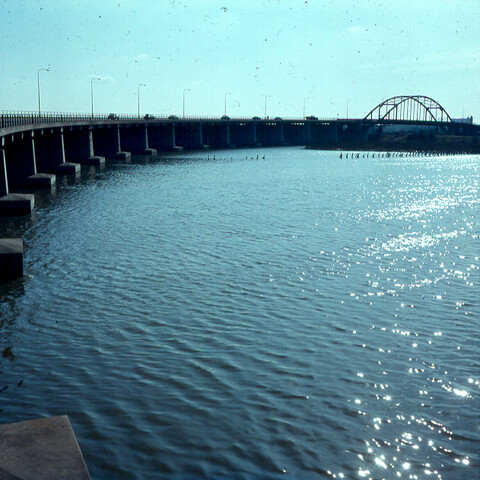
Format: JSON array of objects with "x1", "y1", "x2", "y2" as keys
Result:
[
  {"x1": 224, "y1": 92, "x2": 231, "y2": 117},
  {"x1": 37, "y1": 67, "x2": 49, "y2": 117},
  {"x1": 303, "y1": 97, "x2": 309, "y2": 118},
  {"x1": 138, "y1": 83, "x2": 146, "y2": 117},
  {"x1": 263, "y1": 93, "x2": 271, "y2": 119},
  {"x1": 91, "y1": 77, "x2": 101, "y2": 119},
  {"x1": 183, "y1": 88, "x2": 190, "y2": 118}
]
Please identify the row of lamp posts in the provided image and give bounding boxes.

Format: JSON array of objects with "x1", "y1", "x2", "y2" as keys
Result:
[{"x1": 37, "y1": 68, "x2": 319, "y2": 119}]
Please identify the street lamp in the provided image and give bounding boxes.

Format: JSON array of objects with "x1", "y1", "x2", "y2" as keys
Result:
[
  {"x1": 183, "y1": 88, "x2": 190, "y2": 118},
  {"x1": 138, "y1": 83, "x2": 146, "y2": 117},
  {"x1": 224, "y1": 92, "x2": 231, "y2": 117},
  {"x1": 91, "y1": 77, "x2": 101, "y2": 119},
  {"x1": 303, "y1": 97, "x2": 309, "y2": 118},
  {"x1": 263, "y1": 94, "x2": 271, "y2": 119},
  {"x1": 37, "y1": 67, "x2": 49, "y2": 117}
]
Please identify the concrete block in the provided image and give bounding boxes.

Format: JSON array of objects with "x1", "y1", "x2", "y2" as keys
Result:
[
  {"x1": 144, "y1": 148, "x2": 157, "y2": 155},
  {"x1": 0, "y1": 415, "x2": 90, "y2": 480},
  {"x1": 56, "y1": 163, "x2": 80, "y2": 175},
  {"x1": 26, "y1": 174, "x2": 56, "y2": 188},
  {"x1": 114, "y1": 151, "x2": 131, "y2": 160},
  {"x1": 0, "y1": 238, "x2": 23, "y2": 282},
  {"x1": 0, "y1": 194, "x2": 35, "y2": 216}
]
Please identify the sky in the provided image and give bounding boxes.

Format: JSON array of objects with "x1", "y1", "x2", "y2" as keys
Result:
[{"x1": 0, "y1": 0, "x2": 479, "y2": 120}]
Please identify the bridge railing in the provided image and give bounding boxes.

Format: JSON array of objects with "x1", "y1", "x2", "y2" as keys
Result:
[{"x1": 0, "y1": 110, "x2": 340, "y2": 130}]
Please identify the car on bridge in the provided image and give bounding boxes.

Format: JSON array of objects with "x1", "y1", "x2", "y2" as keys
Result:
[
  {"x1": 108, "y1": 113, "x2": 119, "y2": 120},
  {"x1": 168, "y1": 115, "x2": 178, "y2": 120},
  {"x1": 221, "y1": 115, "x2": 230, "y2": 120},
  {"x1": 305, "y1": 115, "x2": 318, "y2": 120},
  {"x1": 144, "y1": 114, "x2": 155, "y2": 120},
  {"x1": 252, "y1": 116, "x2": 261, "y2": 120}
]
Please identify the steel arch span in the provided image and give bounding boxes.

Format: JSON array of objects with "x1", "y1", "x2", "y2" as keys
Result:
[{"x1": 365, "y1": 96, "x2": 453, "y2": 123}]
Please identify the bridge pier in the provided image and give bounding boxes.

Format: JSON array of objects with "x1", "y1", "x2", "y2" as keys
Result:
[
  {"x1": 252, "y1": 123, "x2": 261, "y2": 146},
  {"x1": 0, "y1": 149, "x2": 35, "y2": 215},
  {"x1": 198, "y1": 123, "x2": 208, "y2": 149},
  {"x1": 147, "y1": 124, "x2": 180, "y2": 152},
  {"x1": 63, "y1": 128, "x2": 105, "y2": 165},
  {"x1": 35, "y1": 129, "x2": 80, "y2": 175},
  {"x1": 225, "y1": 124, "x2": 234, "y2": 148},
  {"x1": 92, "y1": 127, "x2": 131, "y2": 161},
  {"x1": 120, "y1": 126, "x2": 156, "y2": 155},
  {"x1": 174, "y1": 123, "x2": 207, "y2": 149},
  {"x1": 2, "y1": 132, "x2": 56, "y2": 188},
  {"x1": 279, "y1": 122, "x2": 286, "y2": 145},
  {"x1": 0, "y1": 238, "x2": 23, "y2": 282}
]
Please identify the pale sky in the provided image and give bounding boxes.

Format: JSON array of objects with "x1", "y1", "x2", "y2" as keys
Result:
[{"x1": 1, "y1": 0, "x2": 479, "y2": 120}]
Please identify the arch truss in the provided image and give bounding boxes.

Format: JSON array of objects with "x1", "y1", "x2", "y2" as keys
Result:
[{"x1": 365, "y1": 95, "x2": 452, "y2": 123}]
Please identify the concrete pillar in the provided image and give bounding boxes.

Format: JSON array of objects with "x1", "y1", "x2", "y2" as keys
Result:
[
  {"x1": 226, "y1": 124, "x2": 231, "y2": 146},
  {"x1": 144, "y1": 127, "x2": 157, "y2": 155},
  {"x1": 253, "y1": 123, "x2": 258, "y2": 145},
  {"x1": 172, "y1": 124, "x2": 176, "y2": 147},
  {"x1": 56, "y1": 131, "x2": 81, "y2": 174},
  {"x1": 0, "y1": 238, "x2": 23, "y2": 282},
  {"x1": 115, "y1": 128, "x2": 131, "y2": 160},
  {"x1": 36, "y1": 130, "x2": 80, "y2": 175},
  {"x1": 170, "y1": 124, "x2": 182, "y2": 151},
  {"x1": 279, "y1": 122, "x2": 284, "y2": 145},
  {"x1": 87, "y1": 129, "x2": 105, "y2": 165},
  {"x1": 63, "y1": 128, "x2": 105, "y2": 166},
  {"x1": 306, "y1": 123, "x2": 312, "y2": 144},
  {"x1": 0, "y1": 149, "x2": 8, "y2": 197},
  {"x1": 19, "y1": 134, "x2": 56, "y2": 188},
  {"x1": 0, "y1": 149, "x2": 35, "y2": 215}
]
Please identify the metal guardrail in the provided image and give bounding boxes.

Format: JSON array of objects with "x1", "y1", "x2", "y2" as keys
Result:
[{"x1": 0, "y1": 110, "x2": 338, "y2": 130}]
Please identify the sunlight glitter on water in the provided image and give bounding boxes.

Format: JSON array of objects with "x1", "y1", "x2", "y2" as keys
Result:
[{"x1": 1, "y1": 149, "x2": 479, "y2": 479}]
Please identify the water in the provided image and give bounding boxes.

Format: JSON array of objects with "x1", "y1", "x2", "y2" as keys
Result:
[{"x1": 0, "y1": 147, "x2": 479, "y2": 480}]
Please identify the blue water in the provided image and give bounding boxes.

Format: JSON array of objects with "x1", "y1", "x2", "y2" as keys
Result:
[{"x1": 0, "y1": 147, "x2": 479, "y2": 479}]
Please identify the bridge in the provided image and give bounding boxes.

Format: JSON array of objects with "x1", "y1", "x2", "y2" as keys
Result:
[{"x1": 0, "y1": 96, "x2": 478, "y2": 218}]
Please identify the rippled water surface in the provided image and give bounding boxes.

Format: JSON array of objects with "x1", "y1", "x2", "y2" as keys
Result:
[{"x1": 1, "y1": 148, "x2": 479, "y2": 479}]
